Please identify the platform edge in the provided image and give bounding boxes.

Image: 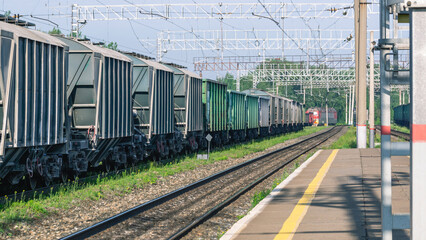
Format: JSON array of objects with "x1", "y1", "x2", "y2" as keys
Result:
[{"x1": 220, "y1": 149, "x2": 324, "y2": 240}]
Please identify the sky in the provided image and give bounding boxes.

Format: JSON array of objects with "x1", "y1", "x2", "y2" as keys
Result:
[{"x1": 1, "y1": 0, "x2": 382, "y2": 79}]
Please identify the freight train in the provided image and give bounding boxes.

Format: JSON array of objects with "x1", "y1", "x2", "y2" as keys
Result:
[
  {"x1": 305, "y1": 107, "x2": 338, "y2": 126},
  {"x1": 394, "y1": 104, "x2": 410, "y2": 128},
  {"x1": 0, "y1": 20, "x2": 304, "y2": 189}
]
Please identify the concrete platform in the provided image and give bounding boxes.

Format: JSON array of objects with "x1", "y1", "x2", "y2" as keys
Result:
[{"x1": 222, "y1": 149, "x2": 410, "y2": 240}]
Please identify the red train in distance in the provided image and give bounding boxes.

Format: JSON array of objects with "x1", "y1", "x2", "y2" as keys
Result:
[{"x1": 305, "y1": 107, "x2": 338, "y2": 126}]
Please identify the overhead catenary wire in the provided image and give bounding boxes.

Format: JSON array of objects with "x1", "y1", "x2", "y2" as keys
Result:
[{"x1": 256, "y1": 0, "x2": 315, "y2": 62}]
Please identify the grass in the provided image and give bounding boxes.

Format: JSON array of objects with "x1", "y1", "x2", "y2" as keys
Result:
[
  {"x1": 325, "y1": 127, "x2": 357, "y2": 149},
  {"x1": 391, "y1": 124, "x2": 410, "y2": 134},
  {"x1": 0, "y1": 126, "x2": 327, "y2": 235}
]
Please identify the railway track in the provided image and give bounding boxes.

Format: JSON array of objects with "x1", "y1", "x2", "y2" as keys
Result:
[
  {"x1": 0, "y1": 129, "x2": 303, "y2": 204},
  {"x1": 376, "y1": 126, "x2": 410, "y2": 141},
  {"x1": 60, "y1": 126, "x2": 343, "y2": 240}
]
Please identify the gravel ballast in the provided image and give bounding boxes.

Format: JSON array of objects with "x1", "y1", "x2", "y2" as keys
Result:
[{"x1": 6, "y1": 127, "x2": 338, "y2": 239}]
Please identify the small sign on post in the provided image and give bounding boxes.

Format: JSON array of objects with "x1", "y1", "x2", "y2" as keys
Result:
[
  {"x1": 206, "y1": 134, "x2": 212, "y2": 160},
  {"x1": 197, "y1": 134, "x2": 213, "y2": 160}
]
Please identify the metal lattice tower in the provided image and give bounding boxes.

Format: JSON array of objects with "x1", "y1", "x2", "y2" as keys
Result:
[
  {"x1": 147, "y1": 29, "x2": 358, "y2": 61},
  {"x1": 53, "y1": 2, "x2": 380, "y2": 23}
]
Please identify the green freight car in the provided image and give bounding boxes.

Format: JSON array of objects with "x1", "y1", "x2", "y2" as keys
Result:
[
  {"x1": 227, "y1": 91, "x2": 247, "y2": 142},
  {"x1": 246, "y1": 94, "x2": 260, "y2": 139},
  {"x1": 203, "y1": 79, "x2": 228, "y2": 146},
  {"x1": 394, "y1": 104, "x2": 410, "y2": 127}
]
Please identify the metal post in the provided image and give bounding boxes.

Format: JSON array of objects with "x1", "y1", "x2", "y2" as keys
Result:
[
  {"x1": 348, "y1": 86, "x2": 352, "y2": 125},
  {"x1": 354, "y1": 0, "x2": 359, "y2": 128},
  {"x1": 236, "y1": 69, "x2": 240, "y2": 92},
  {"x1": 157, "y1": 34, "x2": 162, "y2": 62},
  {"x1": 351, "y1": 85, "x2": 356, "y2": 126},
  {"x1": 325, "y1": 99, "x2": 328, "y2": 126},
  {"x1": 399, "y1": 89, "x2": 402, "y2": 105},
  {"x1": 369, "y1": 31, "x2": 375, "y2": 148},
  {"x1": 410, "y1": 6, "x2": 426, "y2": 239},
  {"x1": 356, "y1": 0, "x2": 368, "y2": 148},
  {"x1": 402, "y1": 90, "x2": 405, "y2": 104},
  {"x1": 281, "y1": 16, "x2": 285, "y2": 60},
  {"x1": 379, "y1": 0, "x2": 392, "y2": 238},
  {"x1": 346, "y1": 91, "x2": 348, "y2": 125},
  {"x1": 207, "y1": 140, "x2": 210, "y2": 160},
  {"x1": 349, "y1": 86, "x2": 352, "y2": 125},
  {"x1": 408, "y1": 90, "x2": 410, "y2": 103}
]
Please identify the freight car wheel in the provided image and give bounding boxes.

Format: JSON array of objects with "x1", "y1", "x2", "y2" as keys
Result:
[
  {"x1": 28, "y1": 177, "x2": 37, "y2": 190},
  {"x1": 105, "y1": 161, "x2": 112, "y2": 173},
  {"x1": 43, "y1": 178, "x2": 52, "y2": 187},
  {"x1": 104, "y1": 161, "x2": 118, "y2": 173},
  {"x1": 60, "y1": 164, "x2": 69, "y2": 183},
  {"x1": 61, "y1": 169, "x2": 68, "y2": 184}
]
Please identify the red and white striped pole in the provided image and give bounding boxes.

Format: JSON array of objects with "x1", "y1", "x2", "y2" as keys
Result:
[{"x1": 410, "y1": 5, "x2": 426, "y2": 238}]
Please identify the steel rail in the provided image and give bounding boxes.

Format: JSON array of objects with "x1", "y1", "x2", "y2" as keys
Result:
[
  {"x1": 376, "y1": 126, "x2": 410, "y2": 141},
  {"x1": 0, "y1": 127, "x2": 302, "y2": 203},
  {"x1": 60, "y1": 126, "x2": 340, "y2": 240},
  {"x1": 167, "y1": 126, "x2": 342, "y2": 239}
]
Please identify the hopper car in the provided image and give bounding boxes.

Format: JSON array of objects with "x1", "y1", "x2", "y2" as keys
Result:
[
  {"x1": 394, "y1": 104, "x2": 410, "y2": 128},
  {"x1": 0, "y1": 20, "x2": 304, "y2": 190}
]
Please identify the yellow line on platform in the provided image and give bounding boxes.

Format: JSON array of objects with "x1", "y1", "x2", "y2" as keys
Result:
[{"x1": 273, "y1": 149, "x2": 339, "y2": 240}]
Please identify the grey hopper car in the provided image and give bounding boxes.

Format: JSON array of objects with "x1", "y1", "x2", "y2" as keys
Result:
[
  {"x1": 125, "y1": 55, "x2": 181, "y2": 158},
  {"x1": 56, "y1": 36, "x2": 134, "y2": 173},
  {"x1": 243, "y1": 89, "x2": 285, "y2": 135},
  {"x1": 280, "y1": 97, "x2": 293, "y2": 132},
  {"x1": 0, "y1": 21, "x2": 68, "y2": 186},
  {"x1": 258, "y1": 96, "x2": 270, "y2": 136},
  {"x1": 165, "y1": 65, "x2": 203, "y2": 151}
]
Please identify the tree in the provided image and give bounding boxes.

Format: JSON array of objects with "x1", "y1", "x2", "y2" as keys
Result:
[
  {"x1": 48, "y1": 27, "x2": 62, "y2": 35},
  {"x1": 217, "y1": 73, "x2": 236, "y2": 90},
  {"x1": 68, "y1": 31, "x2": 82, "y2": 38},
  {"x1": 106, "y1": 42, "x2": 118, "y2": 50}
]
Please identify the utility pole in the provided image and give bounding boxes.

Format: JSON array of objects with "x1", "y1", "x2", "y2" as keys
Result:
[
  {"x1": 402, "y1": 90, "x2": 405, "y2": 104},
  {"x1": 326, "y1": 98, "x2": 329, "y2": 126},
  {"x1": 355, "y1": 0, "x2": 368, "y2": 148},
  {"x1": 236, "y1": 68, "x2": 240, "y2": 92},
  {"x1": 346, "y1": 91, "x2": 348, "y2": 125},
  {"x1": 351, "y1": 85, "x2": 355, "y2": 126},
  {"x1": 281, "y1": 16, "x2": 285, "y2": 60},
  {"x1": 369, "y1": 31, "x2": 375, "y2": 148},
  {"x1": 348, "y1": 86, "x2": 352, "y2": 125},
  {"x1": 399, "y1": 90, "x2": 402, "y2": 105},
  {"x1": 303, "y1": 88, "x2": 306, "y2": 105}
]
